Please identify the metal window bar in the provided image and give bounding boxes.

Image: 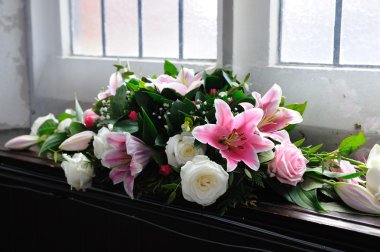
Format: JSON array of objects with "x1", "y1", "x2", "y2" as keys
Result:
[{"x1": 278, "y1": 0, "x2": 380, "y2": 68}]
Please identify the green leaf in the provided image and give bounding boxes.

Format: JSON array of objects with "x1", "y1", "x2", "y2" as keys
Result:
[
  {"x1": 161, "y1": 183, "x2": 178, "y2": 190},
  {"x1": 293, "y1": 138, "x2": 305, "y2": 147},
  {"x1": 230, "y1": 90, "x2": 246, "y2": 101},
  {"x1": 57, "y1": 112, "x2": 75, "y2": 122},
  {"x1": 141, "y1": 108, "x2": 158, "y2": 145},
  {"x1": 222, "y1": 71, "x2": 232, "y2": 85},
  {"x1": 167, "y1": 190, "x2": 177, "y2": 204},
  {"x1": 39, "y1": 133, "x2": 67, "y2": 155},
  {"x1": 110, "y1": 85, "x2": 128, "y2": 118},
  {"x1": 258, "y1": 150, "x2": 274, "y2": 163},
  {"x1": 113, "y1": 64, "x2": 124, "y2": 71},
  {"x1": 321, "y1": 202, "x2": 380, "y2": 216},
  {"x1": 284, "y1": 102, "x2": 307, "y2": 131},
  {"x1": 339, "y1": 131, "x2": 366, "y2": 156},
  {"x1": 300, "y1": 176, "x2": 324, "y2": 191},
  {"x1": 243, "y1": 73, "x2": 251, "y2": 83},
  {"x1": 68, "y1": 121, "x2": 86, "y2": 135},
  {"x1": 127, "y1": 81, "x2": 139, "y2": 92},
  {"x1": 308, "y1": 144, "x2": 323, "y2": 154},
  {"x1": 306, "y1": 167, "x2": 363, "y2": 179},
  {"x1": 228, "y1": 172, "x2": 234, "y2": 186},
  {"x1": 164, "y1": 60, "x2": 178, "y2": 77},
  {"x1": 154, "y1": 134, "x2": 167, "y2": 147},
  {"x1": 286, "y1": 187, "x2": 326, "y2": 211},
  {"x1": 285, "y1": 102, "x2": 307, "y2": 115},
  {"x1": 113, "y1": 120, "x2": 139, "y2": 133},
  {"x1": 267, "y1": 179, "x2": 326, "y2": 211},
  {"x1": 37, "y1": 119, "x2": 58, "y2": 136},
  {"x1": 145, "y1": 91, "x2": 173, "y2": 104},
  {"x1": 244, "y1": 168, "x2": 252, "y2": 179},
  {"x1": 205, "y1": 75, "x2": 225, "y2": 91},
  {"x1": 338, "y1": 171, "x2": 365, "y2": 179},
  {"x1": 75, "y1": 96, "x2": 84, "y2": 122}
]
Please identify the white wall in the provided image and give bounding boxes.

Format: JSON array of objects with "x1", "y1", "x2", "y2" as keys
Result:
[{"x1": 0, "y1": 0, "x2": 30, "y2": 129}]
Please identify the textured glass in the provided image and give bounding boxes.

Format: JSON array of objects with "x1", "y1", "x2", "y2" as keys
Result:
[
  {"x1": 142, "y1": 0, "x2": 179, "y2": 58},
  {"x1": 281, "y1": 0, "x2": 336, "y2": 64},
  {"x1": 71, "y1": 0, "x2": 103, "y2": 56},
  {"x1": 105, "y1": 0, "x2": 139, "y2": 57},
  {"x1": 340, "y1": 0, "x2": 380, "y2": 65},
  {"x1": 183, "y1": 0, "x2": 217, "y2": 59}
]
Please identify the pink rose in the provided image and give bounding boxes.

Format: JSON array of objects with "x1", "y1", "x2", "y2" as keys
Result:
[
  {"x1": 268, "y1": 141, "x2": 308, "y2": 186},
  {"x1": 83, "y1": 109, "x2": 100, "y2": 128}
]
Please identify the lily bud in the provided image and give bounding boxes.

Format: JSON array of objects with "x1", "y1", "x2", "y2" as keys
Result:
[
  {"x1": 4, "y1": 135, "x2": 39, "y2": 150},
  {"x1": 334, "y1": 182, "x2": 380, "y2": 214},
  {"x1": 59, "y1": 131, "x2": 95, "y2": 151}
]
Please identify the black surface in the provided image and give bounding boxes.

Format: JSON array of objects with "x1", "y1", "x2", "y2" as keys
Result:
[{"x1": 0, "y1": 146, "x2": 380, "y2": 251}]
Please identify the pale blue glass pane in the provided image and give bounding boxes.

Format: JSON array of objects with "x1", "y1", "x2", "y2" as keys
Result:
[
  {"x1": 105, "y1": 0, "x2": 139, "y2": 57},
  {"x1": 281, "y1": 0, "x2": 335, "y2": 64},
  {"x1": 340, "y1": 0, "x2": 380, "y2": 65},
  {"x1": 72, "y1": 0, "x2": 103, "y2": 56},
  {"x1": 183, "y1": 0, "x2": 217, "y2": 59},
  {"x1": 142, "y1": 0, "x2": 179, "y2": 58}
]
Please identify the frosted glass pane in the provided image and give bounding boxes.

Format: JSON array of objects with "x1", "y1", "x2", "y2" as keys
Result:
[
  {"x1": 105, "y1": 0, "x2": 139, "y2": 57},
  {"x1": 281, "y1": 0, "x2": 335, "y2": 64},
  {"x1": 183, "y1": 0, "x2": 217, "y2": 59},
  {"x1": 142, "y1": 0, "x2": 178, "y2": 58},
  {"x1": 71, "y1": 0, "x2": 102, "y2": 56},
  {"x1": 340, "y1": 0, "x2": 380, "y2": 65}
]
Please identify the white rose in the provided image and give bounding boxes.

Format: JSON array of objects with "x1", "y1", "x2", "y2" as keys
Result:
[
  {"x1": 93, "y1": 127, "x2": 112, "y2": 159},
  {"x1": 180, "y1": 155, "x2": 229, "y2": 206},
  {"x1": 366, "y1": 144, "x2": 380, "y2": 199},
  {"x1": 165, "y1": 133, "x2": 206, "y2": 167},
  {"x1": 61, "y1": 153, "x2": 95, "y2": 191},
  {"x1": 57, "y1": 118, "x2": 73, "y2": 133},
  {"x1": 30, "y1": 113, "x2": 58, "y2": 136}
]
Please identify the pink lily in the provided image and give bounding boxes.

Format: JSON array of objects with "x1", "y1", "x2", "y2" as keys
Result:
[
  {"x1": 192, "y1": 99, "x2": 274, "y2": 172},
  {"x1": 59, "y1": 131, "x2": 95, "y2": 151},
  {"x1": 101, "y1": 132, "x2": 152, "y2": 199},
  {"x1": 154, "y1": 67, "x2": 203, "y2": 96},
  {"x1": 240, "y1": 84, "x2": 303, "y2": 142},
  {"x1": 4, "y1": 135, "x2": 39, "y2": 150},
  {"x1": 97, "y1": 72, "x2": 123, "y2": 100},
  {"x1": 330, "y1": 160, "x2": 362, "y2": 185}
]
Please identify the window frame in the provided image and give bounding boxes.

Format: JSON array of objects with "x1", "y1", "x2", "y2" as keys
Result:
[{"x1": 27, "y1": 0, "x2": 230, "y2": 118}]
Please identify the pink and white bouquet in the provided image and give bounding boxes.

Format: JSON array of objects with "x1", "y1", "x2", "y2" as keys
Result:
[{"x1": 5, "y1": 61, "x2": 379, "y2": 215}]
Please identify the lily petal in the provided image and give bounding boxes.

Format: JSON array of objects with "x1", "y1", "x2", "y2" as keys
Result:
[
  {"x1": 192, "y1": 124, "x2": 229, "y2": 151},
  {"x1": 259, "y1": 107, "x2": 303, "y2": 133},
  {"x1": 215, "y1": 99, "x2": 234, "y2": 130},
  {"x1": 367, "y1": 144, "x2": 380, "y2": 169},
  {"x1": 59, "y1": 131, "x2": 95, "y2": 151},
  {"x1": 335, "y1": 182, "x2": 380, "y2": 214},
  {"x1": 109, "y1": 164, "x2": 129, "y2": 184},
  {"x1": 4, "y1": 135, "x2": 39, "y2": 150},
  {"x1": 260, "y1": 84, "x2": 282, "y2": 116}
]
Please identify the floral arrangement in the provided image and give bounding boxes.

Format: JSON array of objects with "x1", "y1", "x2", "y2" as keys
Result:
[{"x1": 5, "y1": 60, "x2": 380, "y2": 215}]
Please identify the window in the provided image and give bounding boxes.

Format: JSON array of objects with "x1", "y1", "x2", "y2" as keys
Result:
[
  {"x1": 280, "y1": 0, "x2": 380, "y2": 67},
  {"x1": 70, "y1": 0, "x2": 217, "y2": 60},
  {"x1": 232, "y1": 0, "x2": 380, "y2": 142}
]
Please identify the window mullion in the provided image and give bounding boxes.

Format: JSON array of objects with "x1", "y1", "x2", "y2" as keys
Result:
[
  {"x1": 178, "y1": 0, "x2": 184, "y2": 59},
  {"x1": 101, "y1": 0, "x2": 106, "y2": 56},
  {"x1": 333, "y1": 0, "x2": 343, "y2": 65},
  {"x1": 138, "y1": 0, "x2": 143, "y2": 58}
]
